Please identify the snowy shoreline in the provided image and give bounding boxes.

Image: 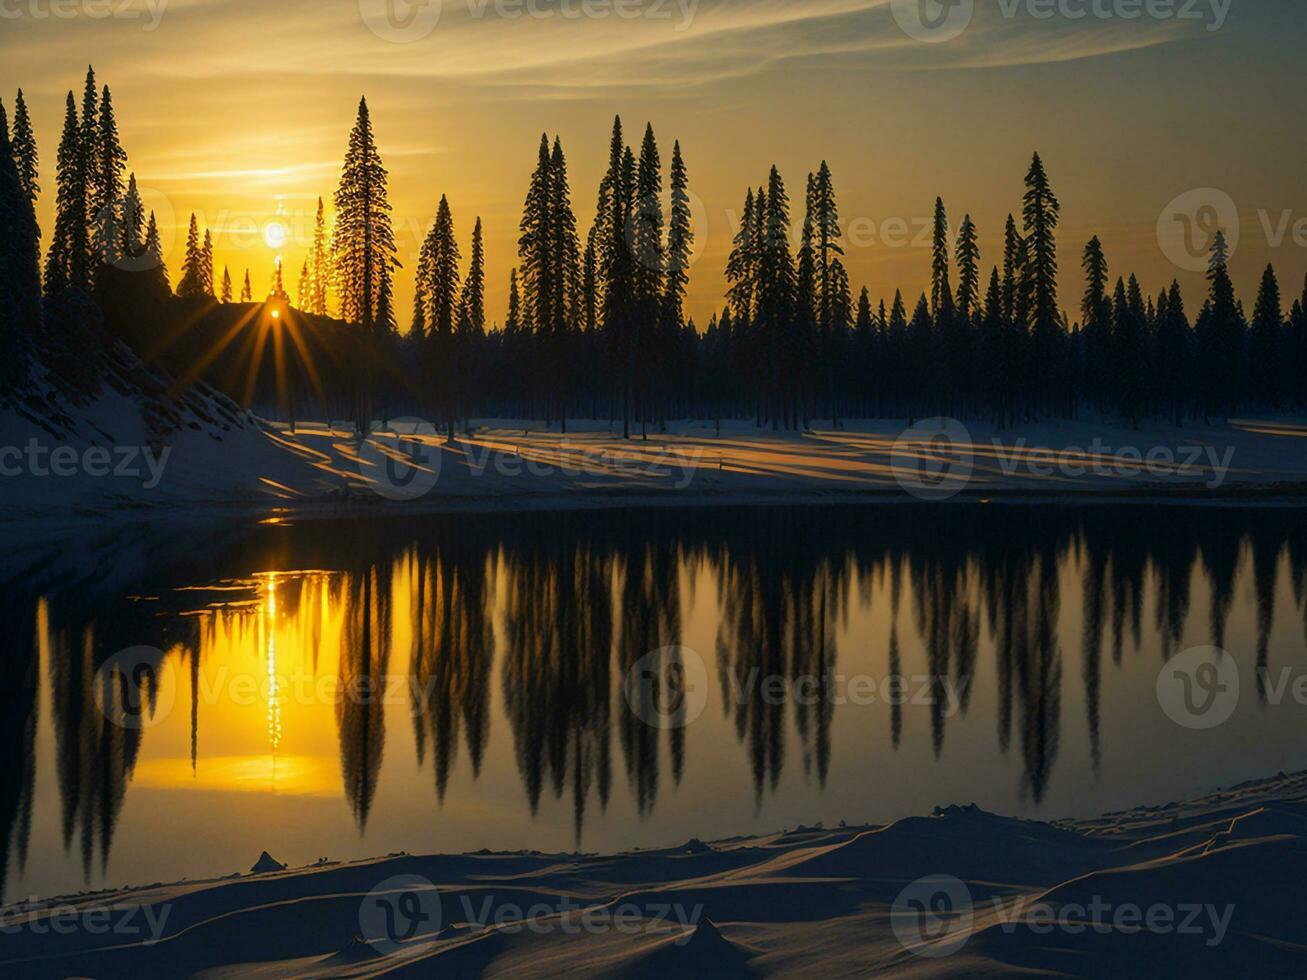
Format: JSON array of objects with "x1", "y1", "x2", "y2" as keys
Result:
[{"x1": 2, "y1": 770, "x2": 1303, "y2": 978}]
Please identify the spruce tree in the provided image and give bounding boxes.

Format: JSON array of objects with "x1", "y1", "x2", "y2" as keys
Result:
[
  {"x1": 663, "y1": 140, "x2": 692, "y2": 331},
  {"x1": 221, "y1": 266, "x2": 233, "y2": 303},
  {"x1": 332, "y1": 96, "x2": 399, "y2": 334},
  {"x1": 44, "y1": 93, "x2": 87, "y2": 297},
  {"x1": 143, "y1": 210, "x2": 168, "y2": 289},
  {"x1": 177, "y1": 214, "x2": 205, "y2": 297},
  {"x1": 955, "y1": 215, "x2": 980, "y2": 321},
  {"x1": 118, "y1": 173, "x2": 144, "y2": 260},
  {"x1": 461, "y1": 215, "x2": 485, "y2": 333},
  {"x1": 757, "y1": 166, "x2": 797, "y2": 427},
  {"x1": 1023, "y1": 153, "x2": 1061, "y2": 412},
  {"x1": 11, "y1": 89, "x2": 39, "y2": 207},
  {"x1": 1080, "y1": 236, "x2": 1110, "y2": 412},
  {"x1": 93, "y1": 85, "x2": 127, "y2": 267},
  {"x1": 201, "y1": 228, "x2": 214, "y2": 295},
  {"x1": 309, "y1": 197, "x2": 329, "y2": 316},
  {"x1": 812, "y1": 161, "x2": 842, "y2": 333},
  {"x1": 241, "y1": 269, "x2": 253, "y2": 303},
  {"x1": 0, "y1": 98, "x2": 41, "y2": 394},
  {"x1": 1249, "y1": 263, "x2": 1282, "y2": 408},
  {"x1": 931, "y1": 197, "x2": 953, "y2": 316}
]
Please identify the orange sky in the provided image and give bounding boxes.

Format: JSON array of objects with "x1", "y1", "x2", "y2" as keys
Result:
[{"x1": 3, "y1": 0, "x2": 1305, "y2": 330}]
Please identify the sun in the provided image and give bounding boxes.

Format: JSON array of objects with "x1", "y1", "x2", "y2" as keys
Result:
[{"x1": 264, "y1": 220, "x2": 287, "y2": 250}]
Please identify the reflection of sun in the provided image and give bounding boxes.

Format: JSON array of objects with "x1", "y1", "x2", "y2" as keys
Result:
[{"x1": 264, "y1": 220, "x2": 287, "y2": 249}]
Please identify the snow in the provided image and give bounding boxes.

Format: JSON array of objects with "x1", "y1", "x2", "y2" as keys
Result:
[
  {"x1": 6, "y1": 400, "x2": 1307, "y2": 524},
  {"x1": 1, "y1": 771, "x2": 1303, "y2": 977}
]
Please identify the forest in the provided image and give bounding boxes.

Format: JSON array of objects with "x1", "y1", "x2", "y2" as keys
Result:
[{"x1": 3, "y1": 67, "x2": 1306, "y2": 436}]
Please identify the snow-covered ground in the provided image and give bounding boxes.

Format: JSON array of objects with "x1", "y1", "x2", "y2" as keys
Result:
[
  {"x1": 6, "y1": 403, "x2": 1307, "y2": 522},
  {"x1": 1, "y1": 771, "x2": 1303, "y2": 977}
]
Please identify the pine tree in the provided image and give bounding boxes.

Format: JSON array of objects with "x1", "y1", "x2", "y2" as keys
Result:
[
  {"x1": 0, "y1": 96, "x2": 41, "y2": 394},
  {"x1": 221, "y1": 266, "x2": 233, "y2": 303},
  {"x1": 1249, "y1": 263, "x2": 1282, "y2": 408},
  {"x1": 240, "y1": 269, "x2": 253, "y2": 303},
  {"x1": 1154, "y1": 279, "x2": 1192, "y2": 424},
  {"x1": 461, "y1": 215, "x2": 485, "y2": 333},
  {"x1": 297, "y1": 260, "x2": 310, "y2": 309},
  {"x1": 144, "y1": 209, "x2": 168, "y2": 288},
  {"x1": 118, "y1": 172, "x2": 144, "y2": 260},
  {"x1": 309, "y1": 196, "x2": 329, "y2": 316},
  {"x1": 547, "y1": 137, "x2": 581, "y2": 428},
  {"x1": 725, "y1": 187, "x2": 757, "y2": 323},
  {"x1": 177, "y1": 213, "x2": 205, "y2": 297},
  {"x1": 11, "y1": 89, "x2": 39, "y2": 207},
  {"x1": 931, "y1": 197, "x2": 953, "y2": 316},
  {"x1": 200, "y1": 228, "x2": 214, "y2": 295},
  {"x1": 505, "y1": 267, "x2": 522, "y2": 333},
  {"x1": 1023, "y1": 153, "x2": 1061, "y2": 413},
  {"x1": 1080, "y1": 236, "x2": 1110, "y2": 411},
  {"x1": 757, "y1": 166, "x2": 797, "y2": 427},
  {"x1": 93, "y1": 84, "x2": 127, "y2": 267},
  {"x1": 1197, "y1": 229, "x2": 1244, "y2": 419},
  {"x1": 44, "y1": 93, "x2": 88, "y2": 296},
  {"x1": 518, "y1": 134, "x2": 553, "y2": 336},
  {"x1": 812, "y1": 161, "x2": 842, "y2": 333},
  {"x1": 332, "y1": 96, "x2": 399, "y2": 334},
  {"x1": 955, "y1": 214, "x2": 980, "y2": 321},
  {"x1": 78, "y1": 69, "x2": 99, "y2": 283},
  {"x1": 663, "y1": 140, "x2": 692, "y2": 331},
  {"x1": 426, "y1": 195, "x2": 461, "y2": 338}
]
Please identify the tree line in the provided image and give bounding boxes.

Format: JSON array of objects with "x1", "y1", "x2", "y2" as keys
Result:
[{"x1": 4, "y1": 72, "x2": 1307, "y2": 432}]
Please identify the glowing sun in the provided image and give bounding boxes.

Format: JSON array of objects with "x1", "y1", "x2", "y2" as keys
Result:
[{"x1": 264, "y1": 221, "x2": 287, "y2": 249}]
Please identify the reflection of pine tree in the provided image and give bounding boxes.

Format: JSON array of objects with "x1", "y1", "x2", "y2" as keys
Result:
[{"x1": 338, "y1": 566, "x2": 391, "y2": 830}]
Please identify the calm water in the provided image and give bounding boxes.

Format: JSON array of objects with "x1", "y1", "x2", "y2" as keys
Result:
[{"x1": 3, "y1": 503, "x2": 1307, "y2": 904}]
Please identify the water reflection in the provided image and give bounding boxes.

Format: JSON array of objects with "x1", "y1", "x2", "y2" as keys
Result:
[{"x1": 4, "y1": 504, "x2": 1307, "y2": 901}]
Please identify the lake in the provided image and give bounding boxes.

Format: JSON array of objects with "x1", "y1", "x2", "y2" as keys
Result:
[{"x1": 3, "y1": 503, "x2": 1306, "y2": 904}]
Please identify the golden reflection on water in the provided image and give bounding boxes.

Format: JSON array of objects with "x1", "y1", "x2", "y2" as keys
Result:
[{"x1": 7, "y1": 505, "x2": 1307, "y2": 904}]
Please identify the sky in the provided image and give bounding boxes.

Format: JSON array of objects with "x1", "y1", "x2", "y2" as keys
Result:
[{"x1": 3, "y1": 0, "x2": 1305, "y2": 331}]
